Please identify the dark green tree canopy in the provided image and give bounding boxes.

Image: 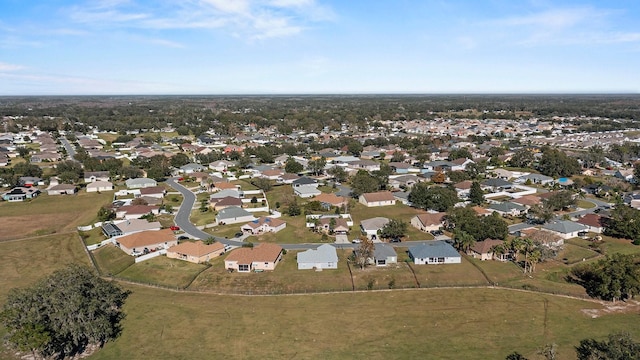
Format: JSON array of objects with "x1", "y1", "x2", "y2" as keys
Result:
[
  {"x1": 409, "y1": 184, "x2": 459, "y2": 212},
  {"x1": 379, "y1": 219, "x2": 408, "y2": 239},
  {"x1": 0, "y1": 265, "x2": 130, "y2": 359},
  {"x1": 350, "y1": 170, "x2": 380, "y2": 198},
  {"x1": 284, "y1": 157, "x2": 304, "y2": 174},
  {"x1": 569, "y1": 253, "x2": 640, "y2": 302},
  {"x1": 537, "y1": 147, "x2": 581, "y2": 178},
  {"x1": 576, "y1": 332, "x2": 640, "y2": 360},
  {"x1": 604, "y1": 205, "x2": 640, "y2": 242}
]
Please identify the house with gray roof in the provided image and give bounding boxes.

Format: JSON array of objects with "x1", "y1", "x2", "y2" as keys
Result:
[
  {"x1": 542, "y1": 220, "x2": 588, "y2": 240},
  {"x1": 482, "y1": 178, "x2": 513, "y2": 191},
  {"x1": 515, "y1": 173, "x2": 554, "y2": 185},
  {"x1": 408, "y1": 241, "x2": 461, "y2": 265},
  {"x1": 360, "y1": 217, "x2": 390, "y2": 240},
  {"x1": 487, "y1": 202, "x2": 528, "y2": 216},
  {"x1": 374, "y1": 244, "x2": 397, "y2": 267},
  {"x1": 179, "y1": 163, "x2": 207, "y2": 174},
  {"x1": 216, "y1": 206, "x2": 255, "y2": 225},
  {"x1": 297, "y1": 244, "x2": 338, "y2": 270},
  {"x1": 125, "y1": 177, "x2": 157, "y2": 189}
]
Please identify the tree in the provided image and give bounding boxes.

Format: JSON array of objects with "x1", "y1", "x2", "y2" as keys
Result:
[
  {"x1": 307, "y1": 157, "x2": 327, "y2": 176},
  {"x1": 480, "y1": 213, "x2": 509, "y2": 240},
  {"x1": 347, "y1": 140, "x2": 363, "y2": 156},
  {"x1": 604, "y1": 205, "x2": 640, "y2": 242},
  {"x1": 284, "y1": 157, "x2": 303, "y2": 174},
  {"x1": 505, "y1": 352, "x2": 528, "y2": 360},
  {"x1": 200, "y1": 199, "x2": 209, "y2": 212},
  {"x1": 16, "y1": 146, "x2": 30, "y2": 158},
  {"x1": 576, "y1": 332, "x2": 640, "y2": 360},
  {"x1": 327, "y1": 166, "x2": 348, "y2": 183},
  {"x1": 453, "y1": 230, "x2": 475, "y2": 252},
  {"x1": 97, "y1": 206, "x2": 115, "y2": 222},
  {"x1": 0, "y1": 265, "x2": 130, "y2": 359},
  {"x1": 543, "y1": 190, "x2": 576, "y2": 211},
  {"x1": 287, "y1": 201, "x2": 301, "y2": 216},
  {"x1": 508, "y1": 149, "x2": 534, "y2": 168},
  {"x1": 379, "y1": 219, "x2": 408, "y2": 240},
  {"x1": 469, "y1": 181, "x2": 484, "y2": 205},
  {"x1": 170, "y1": 153, "x2": 191, "y2": 168},
  {"x1": 537, "y1": 147, "x2": 581, "y2": 177},
  {"x1": 353, "y1": 237, "x2": 374, "y2": 269},
  {"x1": 409, "y1": 184, "x2": 458, "y2": 212},
  {"x1": 350, "y1": 170, "x2": 380, "y2": 197},
  {"x1": 448, "y1": 147, "x2": 472, "y2": 160},
  {"x1": 569, "y1": 253, "x2": 640, "y2": 302},
  {"x1": 251, "y1": 177, "x2": 273, "y2": 192}
]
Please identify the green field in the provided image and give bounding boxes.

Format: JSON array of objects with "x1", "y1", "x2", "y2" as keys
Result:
[{"x1": 117, "y1": 256, "x2": 209, "y2": 289}]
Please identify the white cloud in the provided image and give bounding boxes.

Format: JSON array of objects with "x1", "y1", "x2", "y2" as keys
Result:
[
  {"x1": 0, "y1": 62, "x2": 24, "y2": 72},
  {"x1": 65, "y1": 0, "x2": 334, "y2": 40}
]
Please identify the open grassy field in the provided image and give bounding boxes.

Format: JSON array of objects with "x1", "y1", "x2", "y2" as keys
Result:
[
  {"x1": 89, "y1": 285, "x2": 640, "y2": 360},
  {"x1": 117, "y1": 255, "x2": 209, "y2": 289},
  {"x1": 0, "y1": 191, "x2": 113, "y2": 240},
  {"x1": 93, "y1": 244, "x2": 136, "y2": 276},
  {"x1": 0, "y1": 233, "x2": 90, "y2": 299}
]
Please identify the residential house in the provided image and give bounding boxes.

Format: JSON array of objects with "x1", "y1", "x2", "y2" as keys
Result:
[
  {"x1": 224, "y1": 243, "x2": 283, "y2": 272},
  {"x1": 297, "y1": 244, "x2": 339, "y2": 270},
  {"x1": 115, "y1": 228, "x2": 177, "y2": 256},
  {"x1": 260, "y1": 169, "x2": 284, "y2": 180},
  {"x1": 139, "y1": 186, "x2": 166, "y2": 199},
  {"x1": 216, "y1": 206, "x2": 255, "y2": 225},
  {"x1": 359, "y1": 191, "x2": 396, "y2": 207},
  {"x1": 373, "y1": 243, "x2": 398, "y2": 266},
  {"x1": 450, "y1": 158, "x2": 474, "y2": 171},
  {"x1": 541, "y1": 221, "x2": 588, "y2": 241},
  {"x1": 312, "y1": 193, "x2": 348, "y2": 209},
  {"x1": 389, "y1": 174, "x2": 421, "y2": 190},
  {"x1": 241, "y1": 216, "x2": 287, "y2": 235},
  {"x1": 125, "y1": 177, "x2": 157, "y2": 189},
  {"x1": 482, "y1": 178, "x2": 513, "y2": 192},
  {"x1": 408, "y1": 241, "x2": 461, "y2": 265},
  {"x1": 166, "y1": 241, "x2": 225, "y2": 264},
  {"x1": 360, "y1": 217, "x2": 390, "y2": 240},
  {"x1": 209, "y1": 160, "x2": 235, "y2": 172},
  {"x1": 389, "y1": 162, "x2": 412, "y2": 174},
  {"x1": 472, "y1": 206, "x2": 492, "y2": 217},
  {"x1": 576, "y1": 214, "x2": 606, "y2": 234},
  {"x1": 179, "y1": 163, "x2": 207, "y2": 174},
  {"x1": 521, "y1": 228, "x2": 566, "y2": 248},
  {"x1": 2, "y1": 187, "x2": 40, "y2": 201},
  {"x1": 84, "y1": 171, "x2": 110, "y2": 183},
  {"x1": 488, "y1": 202, "x2": 527, "y2": 217},
  {"x1": 453, "y1": 180, "x2": 473, "y2": 199},
  {"x1": 115, "y1": 205, "x2": 160, "y2": 220},
  {"x1": 46, "y1": 184, "x2": 77, "y2": 195},
  {"x1": 86, "y1": 180, "x2": 114, "y2": 193},
  {"x1": 313, "y1": 217, "x2": 350, "y2": 234},
  {"x1": 615, "y1": 169, "x2": 635, "y2": 183},
  {"x1": 490, "y1": 168, "x2": 515, "y2": 180},
  {"x1": 210, "y1": 196, "x2": 243, "y2": 211},
  {"x1": 101, "y1": 219, "x2": 162, "y2": 238},
  {"x1": 469, "y1": 239, "x2": 508, "y2": 261},
  {"x1": 511, "y1": 195, "x2": 541, "y2": 207},
  {"x1": 410, "y1": 212, "x2": 446, "y2": 233},
  {"x1": 515, "y1": 173, "x2": 554, "y2": 185},
  {"x1": 277, "y1": 173, "x2": 300, "y2": 184},
  {"x1": 292, "y1": 176, "x2": 321, "y2": 198}
]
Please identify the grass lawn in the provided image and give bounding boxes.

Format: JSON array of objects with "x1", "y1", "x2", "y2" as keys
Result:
[
  {"x1": 117, "y1": 255, "x2": 208, "y2": 289},
  {"x1": 407, "y1": 255, "x2": 491, "y2": 287},
  {"x1": 0, "y1": 191, "x2": 113, "y2": 240},
  {"x1": 189, "y1": 248, "x2": 355, "y2": 293},
  {"x1": 89, "y1": 285, "x2": 640, "y2": 360},
  {"x1": 0, "y1": 233, "x2": 90, "y2": 299},
  {"x1": 576, "y1": 200, "x2": 596, "y2": 209},
  {"x1": 189, "y1": 208, "x2": 216, "y2": 226},
  {"x1": 557, "y1": 243, "x2": 601, "y2": 265},
  {"x1": 79, "y1": 226, "x2": 106, "y2": 246},
  {"x1": 93, "y1": 244, "x2": 135, "y2": 276}
]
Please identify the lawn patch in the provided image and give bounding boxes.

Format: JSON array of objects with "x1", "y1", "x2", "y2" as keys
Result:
[
  {"x1": 93, "y1": 244, "x2": 135, "y2": 276},
  {"x1": 117, "y1": 255, "x2": 208, "y2": 289}
]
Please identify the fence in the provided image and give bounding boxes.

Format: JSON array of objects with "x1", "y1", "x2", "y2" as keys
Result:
[
  {"x1": 135, "y1": 249, "x2": 167, "y2": 263},
  {"x1": 77, "y1": 221, "x2": 103, "y2": 231},
  {"x1": 87, "y1": 238, "x2": 115, "y2": 251}
]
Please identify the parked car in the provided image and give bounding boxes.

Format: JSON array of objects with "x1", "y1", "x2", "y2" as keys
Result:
[
  {"x1": 234, "y1": 232, "x2": 244, "y2": 238},
  {"x1": 430, "y1": 230, "x2": 443, "y2": 236},
  {"x1": 352, "y1": 239, "x2": 362, "y2": 244},
  {"x1": 178, "y1": 235, "x2": 189, "y2": 240},
  {"x1": 389, "y1": 237, "x2": 402, "y2": 243},
  {"x1": 170, "y1": 225, "x2": 180, "y2": 231}
]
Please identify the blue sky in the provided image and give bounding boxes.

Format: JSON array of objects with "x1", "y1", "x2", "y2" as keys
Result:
[{"x1": 1, "y1": 0, "x2": 639, "y2": 95}]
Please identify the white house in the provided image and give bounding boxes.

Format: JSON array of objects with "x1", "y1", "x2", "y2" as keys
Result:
[
  {"x1": 216, "y1": 206, "x2": 255, "y2": 225},
  {"x1": 297, "y1": 244, "x2": 339, "y2": 270},
  {"x1": 360, "y1": 217, "x2": 390, "y2": 240},
  {"x1": 408, "y1": 241, "x2": 461, "y2": 265},
  {"x1": 373, "y1": 244, "x2": 397, "y2": 267},
  {"x1": 86, "y1": 180, "x2": 114, "y2": 193},
  {"x1": 359, "y1": 191, "x2": 396, "y2": 207},
  {"x1": 410, "y1": 212, "x2": 446, "y2": 233},
  {"x1": 241, "y1": 217, "x2": 286, "y2": 234}
]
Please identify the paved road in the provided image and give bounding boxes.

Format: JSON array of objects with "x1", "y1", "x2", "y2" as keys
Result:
[
  {"x1": 60, "y1": 137, "x2": 76, "y2": 159},
  {"x1": 165, "y1": 178, "x2": 245, "y2": 247}
]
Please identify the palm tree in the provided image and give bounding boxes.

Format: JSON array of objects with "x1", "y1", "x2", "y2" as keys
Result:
[{"x1": 453, "y1": 230, "x2": 476, "y2": 253}]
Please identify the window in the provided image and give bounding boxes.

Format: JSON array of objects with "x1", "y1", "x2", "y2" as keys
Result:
[{"x1": 239, "y1": 264, "x2": 249, "y2": 272}]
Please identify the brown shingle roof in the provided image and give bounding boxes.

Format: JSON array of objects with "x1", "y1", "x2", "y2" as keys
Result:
[
  {"x1": 225, "y1": 243, "x2": 282, "y2": 264},
  {"x1": 313, "y1": 193, "x2": 347, "y2": 206},
  {"x1": 414, "y1": 212, "x2": 446, "y2": 226},
  {"x1": 471, "y1": 239, "x2": 504, "y2": 254},
  {"x1": 117, "y1": 229, "x2": 175, "y2": 249},
  {"x1": 167, "y1": 241, "x2": 224, "y2": 257},
  {"x1": 361, "y1": 191, "x2": 395, "y2": 202},
  {"x1": 577, "y1": 214, "x2": 606, "y2": 228}
]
